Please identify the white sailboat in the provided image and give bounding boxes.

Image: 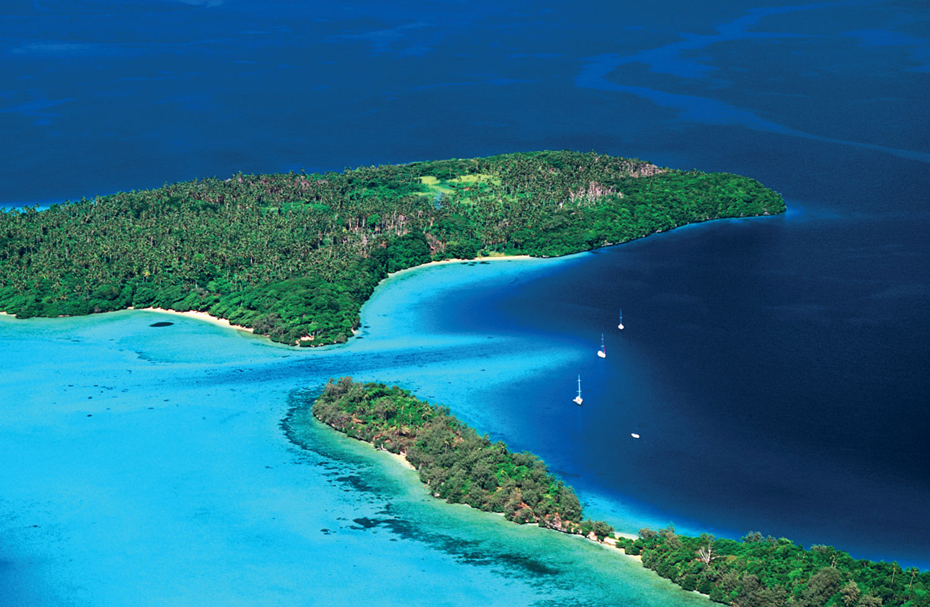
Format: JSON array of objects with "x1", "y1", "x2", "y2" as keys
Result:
[
  {"x1": 573, "y1": 375, "x2": 583, "y2": 406},
  {"x1": 618, "y1": 309, "x2": 624, "y2": 331},
  {"x1": 597, "y1": 333, "x2": 606, "y2": 358}
]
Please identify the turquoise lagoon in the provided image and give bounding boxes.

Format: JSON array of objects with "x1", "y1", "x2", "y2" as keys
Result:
[
  {"x1": 3, "y1": 1, "x2": 930, "y2": 599},
  {"x1": 0, "y1": 256, "x2": 712, "y2": 606}
]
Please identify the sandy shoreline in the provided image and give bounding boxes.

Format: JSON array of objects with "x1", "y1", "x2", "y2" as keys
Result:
[
  {"x1": 387, "y1": 254, "x2": 534, "y2": 279},
  {"x1": 602, "y1": 534, "x2": 643, "y2": 562},
  {"x1": 2, "y1": 256, "x2": 534, "y2": 338},
  {"x1": 130, "y1": 307, "x2": 255, "y2": 333},
  {"x1": 381, "y1": 449, "x2": 416, "y2": 471},
  {"x1": 137, "y1": 257, "x2": 534, "y2": 338},
  {"x1": 370, "y1": 436, "x2": 645, "y2": 562}
]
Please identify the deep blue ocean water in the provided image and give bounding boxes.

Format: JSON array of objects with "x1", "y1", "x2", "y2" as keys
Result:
[{"x1": 2, "y1": 0, "x2": 928, "y2": 603}]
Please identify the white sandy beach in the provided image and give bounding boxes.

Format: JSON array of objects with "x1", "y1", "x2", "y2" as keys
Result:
[
  {"x1": 1, "y1": 256, "x2": 535, "y2": 341},
  {"x1": 131, "y1": 307, "x2": 255, "y2": 333},
  {"x1": 387, "y1": 254, "x2": 534, "y2": 279},
  {"x1": 382, "y1": 449, "x2": 416, "y2": 471},
  {"x1": 605, "y1": 533, "x2": 644, "y2": 562},
  {"x1": 140, "y1": 256, "x2": 534, "y2": 341}
]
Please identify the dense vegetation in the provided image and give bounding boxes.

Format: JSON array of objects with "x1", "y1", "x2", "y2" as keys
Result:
[
  {"x1": 302, "y1": 378, "x2": 926, "y2": 605},
  {"x1": 309, "y1": 377, "x2": 614, "y2": 538},
  {"x1": 0, "y1": 151, "x2": 784, "y2": 344},
  {"x1": 617, "y1": 528, "x2": 929, "y2": 606}
]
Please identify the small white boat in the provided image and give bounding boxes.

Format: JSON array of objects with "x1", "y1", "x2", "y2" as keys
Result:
[
  {"x1": 573, "y1": 375, "x2": 583, "y2": 406},
  {"x1": 597, "y1": 333, "x2": 606, "y2": 358},
  {"x1": 631, "y1": 433, "x2": 640, "y2": 439},
  {"x1": 618, "y1": 309, "x2": 624, "y2": 331}
]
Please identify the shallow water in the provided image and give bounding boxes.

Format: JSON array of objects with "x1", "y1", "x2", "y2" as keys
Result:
[
  {"x1": 2, "y1": 0, "x2": 929, "y2": 601},
  {"x1": 0, "y1": 302, "x2": 713, "y2": 606}
]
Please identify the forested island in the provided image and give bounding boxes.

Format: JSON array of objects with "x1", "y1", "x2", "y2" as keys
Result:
[
  {"x1": 298, "y1": 379, "x2": 929, "y2": 607},
  {"x1": 0, "y1": 151, "x2": 784, "y2": 344},
  {"x1": 616, "y1": 530, "x2": 929, "y2": 606},
  {"x1": 296, "y1": 377, "x2": 615, "y2": 538}
]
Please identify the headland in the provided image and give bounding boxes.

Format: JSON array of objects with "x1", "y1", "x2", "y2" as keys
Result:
[{"x1": 0, "y1": 151, "x2": 785, "y2": 345}]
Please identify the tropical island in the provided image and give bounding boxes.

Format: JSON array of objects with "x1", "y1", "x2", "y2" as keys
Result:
[
  {"x1": 0, "y1": 151, "x2": 784, "y2": 344},
  {"x1": 300, "y1": 376, "x2": 615, "y2": 538},
  {"x1": 294, "y1": 378, "x2": 929, "y2": 607}
]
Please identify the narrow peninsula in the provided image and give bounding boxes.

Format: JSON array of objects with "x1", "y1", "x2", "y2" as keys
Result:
[
  {"x1": 298, "y1": 377, "x2": 614, "y2": 538},
  {"x1": 0, "y1": 151, "x2": 784, "y2": 344},
  {"x1": 293, "y1": 378, "x2": 929, "y2": 607}
]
